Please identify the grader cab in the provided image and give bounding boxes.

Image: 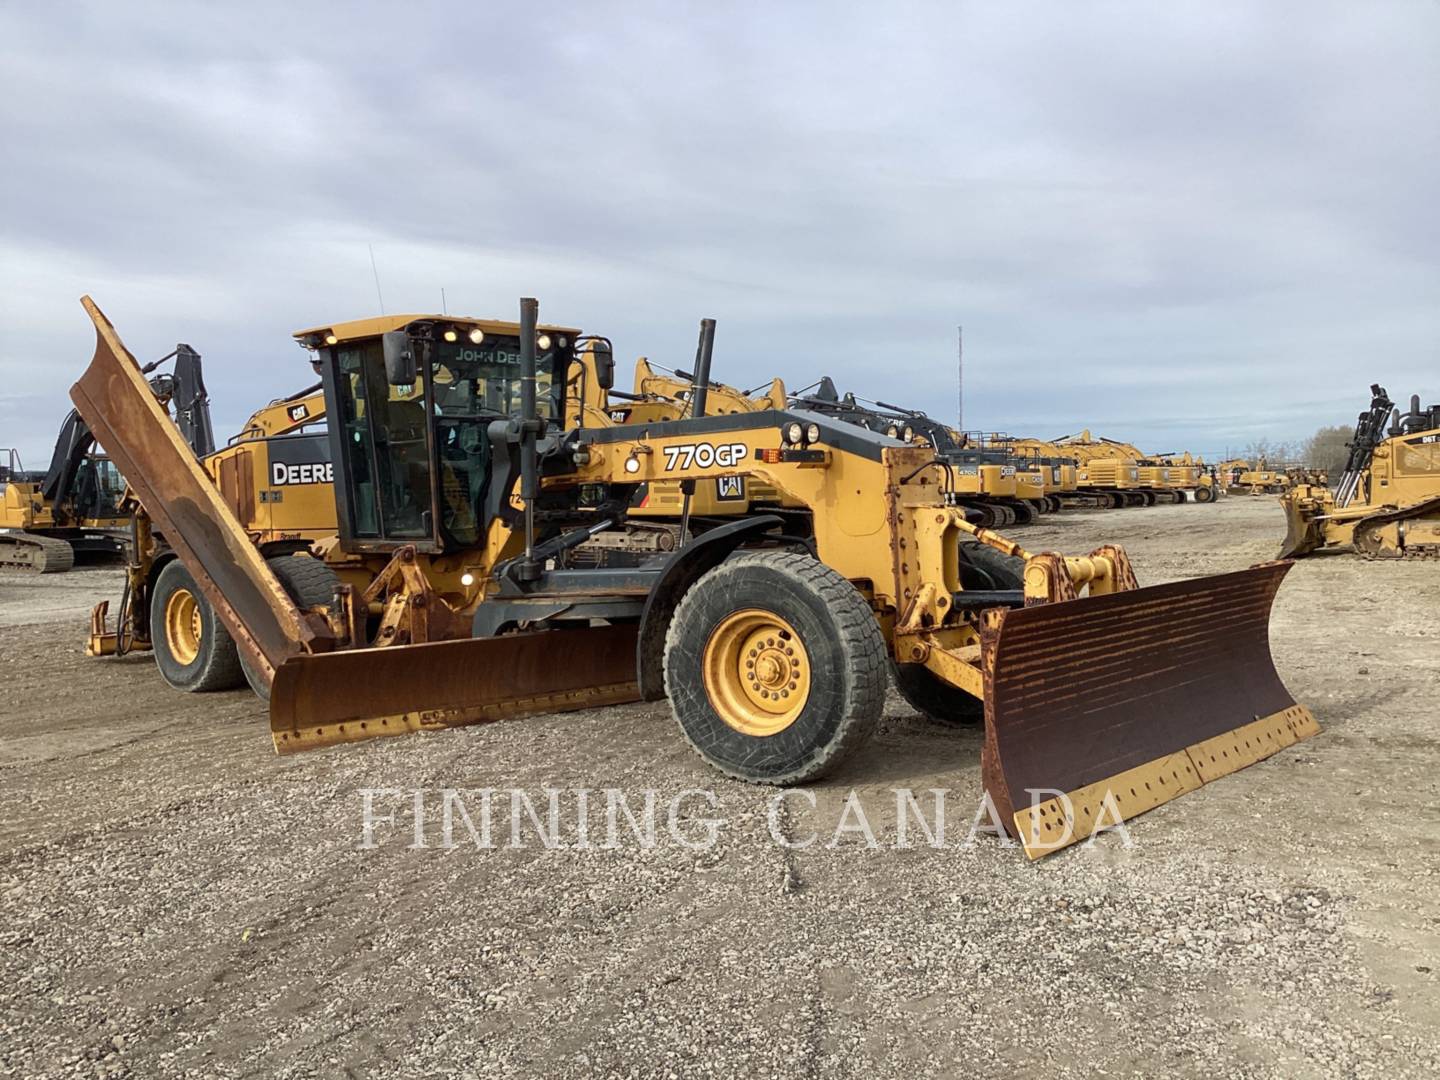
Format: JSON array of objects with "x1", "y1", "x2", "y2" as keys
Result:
[{"x1": 72, "y1": 296, "x2": 1317, "y2": 858}]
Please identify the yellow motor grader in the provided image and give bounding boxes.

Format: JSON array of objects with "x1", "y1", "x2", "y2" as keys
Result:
[
  {"x1": 73, "y1": 297, "x2": 1317, "y2": 859},
  {"x1": 1279, "y1": 385, "x2": 1440, "y2": 559}
]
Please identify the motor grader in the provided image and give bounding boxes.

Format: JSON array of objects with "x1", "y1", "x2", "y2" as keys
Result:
[
  {"x1": 72, "y1": 296, "x2": 1317, "y2": 859},
  {"x1": 1279, "y1": 385, "x2": 1440, "y2": 559}
]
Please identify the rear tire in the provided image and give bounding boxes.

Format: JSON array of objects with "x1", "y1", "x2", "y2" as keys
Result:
[
  {"x1": 664, "y1": 551, "x2": 886, "y2": 784},
  {"x1": 150, "y1": 559, "x2": 245, "y2": 692},
  {"x1": 242, "y1": 554, "x2": 340, "y2": 700},
  {"x1": 1195, "y1": 485, "x2": 1214, "y2": 503}
]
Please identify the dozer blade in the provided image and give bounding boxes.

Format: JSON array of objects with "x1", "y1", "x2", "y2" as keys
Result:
[
  {"x1": 270, "y1": 624, "x2": 643, "y2": 754},
  {"x1": 1277, "y1": 495, "x2": 1325, "y2": 560},
  {"x1": 980, "y1": 562, "x2": 1317, "y2": 859}
]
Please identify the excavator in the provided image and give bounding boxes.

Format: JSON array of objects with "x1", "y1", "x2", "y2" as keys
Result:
[
  {"x1": 0, "y1": 344, "x2": 215, "y2": 572},
  {"x1": 72, "y1": 296, "x2": 1317, "y2": 859},
  {"x1": 783, "y1": 380, "x2": 1043, "y2": 526},
  {"x1": 1279, "y1": 385, "x2": 1440, "y2": 559},
  {"x1": 1052, "y1": 431, "x2": 1205, "y2": 506}
]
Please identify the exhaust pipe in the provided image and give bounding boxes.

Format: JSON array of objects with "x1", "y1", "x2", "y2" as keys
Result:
[
  {"x1": 689, "y1": 318, "x2": 716, "y2": 419},
  {"x1": 518, "y1": 297, "x2": 541, "y2": 579}
]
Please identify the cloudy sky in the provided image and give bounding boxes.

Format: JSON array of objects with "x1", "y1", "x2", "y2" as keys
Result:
[{"x1": 2, "y1": 1, "x2": 1437, "y2": 465}]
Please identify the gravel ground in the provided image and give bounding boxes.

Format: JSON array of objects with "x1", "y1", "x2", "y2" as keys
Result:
[{"x1": 1, "y1": 497, "x2": 1437, "y2": 1078}]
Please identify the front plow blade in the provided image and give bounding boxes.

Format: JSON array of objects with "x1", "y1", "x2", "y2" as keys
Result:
[
  {"x1": 1277, "y1": 495, "x2": 1324, "y2": 560},
  {"x1": 981, "y1": 562, "x2": 1317, "y2": 859},
  {"x1": 270, "y1": 624, "x2": 642, "y2": 754}
]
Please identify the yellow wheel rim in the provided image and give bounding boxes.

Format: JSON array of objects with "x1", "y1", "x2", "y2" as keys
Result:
[
  {"x1": 702, "y1": 609, "x2": 811, "y2": 736},
  {"x1": 164, "y1": 587, "x2": 203, "y2": 666}
]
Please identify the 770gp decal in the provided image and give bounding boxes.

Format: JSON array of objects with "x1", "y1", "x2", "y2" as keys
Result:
[{"x1": 661, "y1": 441, "x2": 750, "y2": 471}]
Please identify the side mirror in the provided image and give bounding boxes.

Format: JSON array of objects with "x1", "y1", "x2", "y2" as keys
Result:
[
  {"x1": 382, "y1": 331, "x2": 417, "y2": 385},
  {"x1": 591, "y1": 340, "x2": 615, "y2": 391}
]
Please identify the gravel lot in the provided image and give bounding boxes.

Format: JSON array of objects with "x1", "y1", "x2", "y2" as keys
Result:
[{"x1": 2, "y1": 497, "x2": 1437, "y2": 1079}]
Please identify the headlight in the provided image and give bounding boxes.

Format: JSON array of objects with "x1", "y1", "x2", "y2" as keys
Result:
[
  {"x1": 624, "y1": 455, "x2": 641, "y2": 474},
  {"x1": 460, "y1": 572, "x2": 475, "y2": 587},
  {"x1": 902, "y1": 425, "x2": 913, "y2": 442},
  {"x1": 537, "y1": 333, "x2": 552, "y2": 350},
  {"x1": 887, "y1": 425, "x2": 900, "y2": 439},
  {"x1": 443, "y1": 329, "x2": 458, "y2": 343},
  {"x1": 805, "y1": 422, "x2": 821, "y2": 445},
  {"x1": 468, "y1": 328, "x2": 485, "y2": 345},
  {"x1": 558, "y1": 335, "x2": 569, "y2": 348},
  {"x1": 784, "y1": 421, "x2": 804, "y2": 445}
]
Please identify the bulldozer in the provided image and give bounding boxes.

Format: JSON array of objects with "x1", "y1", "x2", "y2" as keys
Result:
[
  {"x1": 72, "y1": 296, "x2": 1317, "y2": 859},
  {"x1": 1279, "y1": 385, "x2": 1440, "y2": 559}
]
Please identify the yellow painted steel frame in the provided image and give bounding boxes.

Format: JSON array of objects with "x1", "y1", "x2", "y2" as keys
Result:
[{"x1": 554, "y1": 429, "x2": 1135, "y2": 705}]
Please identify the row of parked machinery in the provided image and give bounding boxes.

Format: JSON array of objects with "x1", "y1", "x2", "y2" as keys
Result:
[{"x1": 3, "y1": 321, "x2": 1220, "y2": 575}]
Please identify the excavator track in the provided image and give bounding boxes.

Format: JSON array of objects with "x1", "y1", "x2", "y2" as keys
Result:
[
  {"x1": 0, "y1": 532, "x2": 75, "y2": 573},
  {"x1": 1352, "y1": 496, "x2": 1440, "y2": 559}
]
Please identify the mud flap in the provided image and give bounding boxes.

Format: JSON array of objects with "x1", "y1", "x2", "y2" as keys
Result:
[
  {"x1": 980, "y1": 562, "x2": 1318, "y2": 859},
  {"x1": 270, "y1": 624, "x2": 643, "y2": 753}
]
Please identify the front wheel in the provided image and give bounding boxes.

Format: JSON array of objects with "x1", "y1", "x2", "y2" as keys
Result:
[
  {"x1": 890, "y1": 661, "x2": 984, "y2": 725},
  {"x1": 664, "y1": 551, "x2": 887, "y2": 784},
  {"x1": 241, "y1": 554, "x2": 340, "y2": 700}
]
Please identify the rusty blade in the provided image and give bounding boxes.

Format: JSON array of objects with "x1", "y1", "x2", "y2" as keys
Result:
[
  {"x1": 70, "y1": 297, "x2": 323, "y2": 682},
  {"x1": 269, "y1": 623, "x2": 643, "y2": 753},
  {"x1": 981, "y1": 562, "x2": 1317, "y2": 858}
]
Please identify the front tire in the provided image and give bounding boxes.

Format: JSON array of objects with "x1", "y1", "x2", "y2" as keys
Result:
[
  {"x1": 890, "y1": 661, "x2": 984, "y2": 725},
  {"x1": 150, "y1": 559, "x2": 245, "y2": 692},
  {"x1": 664, "y1": 551, "x2": 886, "y2": 784},
  {"x1": 241, "y1": 554, "x2": 340, "y2": 700}
]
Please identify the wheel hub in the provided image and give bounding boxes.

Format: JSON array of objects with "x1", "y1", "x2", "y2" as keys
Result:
[
  {"x1": 703, "y1": 609, "x2": 812, "y2": 736},
  {"x1": 164, "y1": 587, "x2": 203, "y2": 666}
]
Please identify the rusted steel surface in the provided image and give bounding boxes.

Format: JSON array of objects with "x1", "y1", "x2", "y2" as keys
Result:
[
  {"x1": 981, "y1": 562, "x2": 1302, "y2": 842},
  {"x1": 270, "y1": 623, "x2": 642, "y2": 753},
  {"x1": 70, "y1": 299, "x2": 330, "y2": 680}
]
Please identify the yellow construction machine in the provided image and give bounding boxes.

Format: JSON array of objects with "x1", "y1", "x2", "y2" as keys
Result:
[
  {"x1": 0, "y1": 342, "x2": 219, "y2": 571},
  {"x1": 1, "y1": 433, "x2": 127, "y2": 572},
  {"x1": 73, "y1": 297, "x2": 1318, "y2": 859},
  {"x1": 1279, "y1": 385, "x2": 1440, "y2": 558},
  {"x1": 1052, "y1": 432, "x2": 1201, "y2": 506}
]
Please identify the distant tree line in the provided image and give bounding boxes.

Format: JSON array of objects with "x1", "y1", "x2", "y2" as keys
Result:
[{"x1": 1236, "y1": 427, "x2": 1352, "y2": 479}]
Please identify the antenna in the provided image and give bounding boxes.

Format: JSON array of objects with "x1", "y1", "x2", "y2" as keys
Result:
[
  {"x1": 956, "y1": 325, "x2": 963, "y2": 432},
  {"x1": 368, "y1": 244, "x2": 385, "y2": 314},
  {"x1": 441, "y1": 287, "x2": 448, "y2": 315}
]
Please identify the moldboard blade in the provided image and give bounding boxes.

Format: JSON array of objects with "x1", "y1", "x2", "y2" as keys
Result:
[
  {"x1": 269, "y1": 624, "x2": 642, "y2": 753},
  {"x1": 980, "y1": 562, "x2": 1318, "y2": 859}
]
